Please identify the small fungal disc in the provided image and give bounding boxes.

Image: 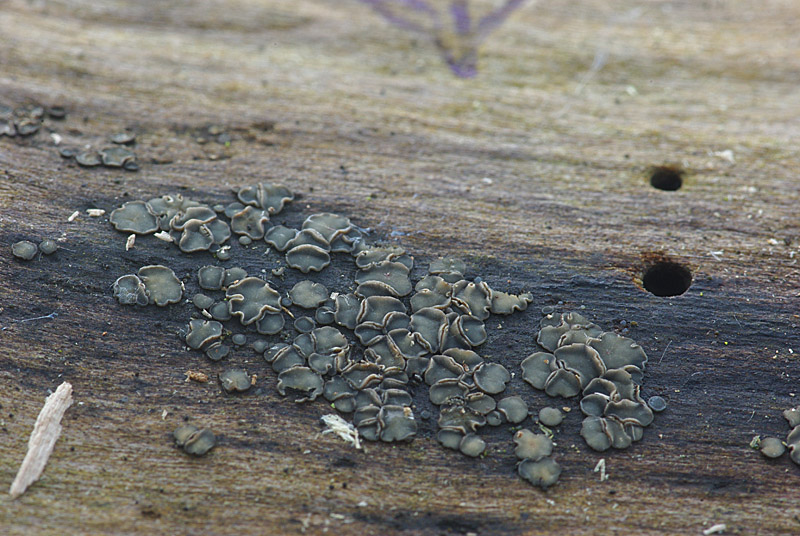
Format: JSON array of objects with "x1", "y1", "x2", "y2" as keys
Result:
[
  {"x1": 513, "y1": 429, "x2": 553, "y2": 461},
  {"x1": 538, "y1": 407, "x2": 564, "y2": 427},
  {"x1": 178, "y1": 221, "x2": 215, "y2": 252},
  {"x1": 334, "y1": 294, "x2": 360, "y2": 330},
  {"x1": 648, "y1": 396, "x2": 668, "y2": 412},
  {"x1": 220, "y1": 368, "x2": 251, "y2": 392},
  {"x1": 237, "y1": 182, "x2": 294, "y2": 214},
  {"x1": 429, "y1": 379, "x2": 470, "y2": 405},
  {"x1": 11, "y1": 240, "x2": 37, "y2": 260},
  {"x1": 294, "y1": 316, "x2": 316, "y2": 333},
  {"x1": 497, "y1": 396, "x2": 529, "y2": 424},
  {"x1": 76, "y1": 151, "x2": 102, "y2": 167},
  {"x1": 466, "y1": 392, "x2": 497, "y2": 415},
  {"x1": 518, "y1": 458, "x2": 561, "y2": 490},
  {"x1": 113, "y1": 274, "x2": 149, "y2": 306},
  {"x1": 205, "y1": 342, "x2": 230, "y2": 362},
  {"x1": 198, "y1": 265, "x2": 225, "y2": 290},
  {"x1": 231, "y1": 333, "x2": 247, "y2": 346},
  {"x1": 192, "y1": 293, "x2": 215, "y2": 310},
  {"x1": 459, "y1": 434, "x2": 486, "y2": 457},
  {"x1": 223, "y1": 267, "x2": 248, "y2": 287},
  {"x1": 490, "y1": 291, "x2": 533, "y2": 315},
  {"x1": 38, "y1": 239, "x2": 57, "y2": 255},
  {"x1": 289, "y1": 280, "x2": 329, "y2": 309},
  {"x1": 473, "y1": 363, "x2": 511, "y2": 395},
  {"x1": 182, "y1": 428, "x2": 217, "y2": 456},
  {"x1": 604, "y1": 399, "x2": 654, "y2": 427},
  {"x1": 760, "y1": 437, "x2": 785, "y2": 459},
  {"x1": 110, "y1": 201, "x2": 159, "y2": 235},
  {"x1": 138, "y1": 265, "x2": 184, "y2": 306},
  {"x1": 209, "y1": 301, "x2": 232, "y2": 321},
  {"x1": 580, "y1": 393, "x2": 610, "y2": 417}
]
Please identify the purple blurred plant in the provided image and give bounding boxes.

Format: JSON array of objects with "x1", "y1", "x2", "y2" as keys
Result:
[{"x1": 361, "y1": 0, "x2": 526, "y2": 78}]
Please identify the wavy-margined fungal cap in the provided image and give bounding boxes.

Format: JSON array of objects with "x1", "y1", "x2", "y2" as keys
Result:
[
  {"x1": 424, "y1": 354, "x2": 467, "y2": 385},
  {"x1": 226, "y1": 277, "x2": 281, "y2": 325},
  {"x1": 521, "y1": 352, "x2": 554, "y2": 390},
  {"x1": 429, "y1": 257, "x2": 466, "y2": 278},
  {"x1": 513, "y1": 430, "x2": 553, "y2": 461},
  {"x1": 12, "y1": 240, "x2": 38, "y2": 260},
  {"x1": 437, "y1": 429, "x2": 464, "y2": 450},
  {"x1": 604, "y1": 398, "x2": 654, "y2": 427},
  {"x1": 378, "y1": 405, "x2": 417, "y2": 442},
  {"x1": 192, "y1": 293, "x2": 215, "y2": 310},
  {"x1": 277, "y1": 365, "x2": 324, "y2": 401},
  {"x1": 286, "y1": 244, "x2": 331, "y2": 273},
  {"x1": 497, "y1": 396, "x2": 529, "y2": 424},
  {"x1": 537, "y1": 320, "x2": 603, "y2": 353},
  {"x1": 438, "y1": 402, "x2": 486, "y2": 434},
  {"x1": 783, "y1": 407, "x2": 800, "y2": 428},
  {"x1": 355, "y1": 261, "x2": 412, "y2": 298},
  {"x1": 236, "y1": 182, "x2": 293, "y2": 214},
  {"x1": 580, "y1": 393, "x2": 610, "y2": 417},
  {"x1": 100, "y1": 146, "x2": 135, "y2": 167},
  {"x1": 429, "y1": 378, "x2": 470, "y2": 405},
  {"x1": 294, "y1": 316, "x2": 316, "y2": 333},
  {"x1": 220, "y1": 368, "x2": 251, "y2": 393},
  {"x1": 289, "y1": 280, "x2": 329, "y2": 309},
  {"x1": 333, "y1": 293, "x2": 360, "y2": 330},
  {"x1": 302, "y1": 213, "x2": 353, "y2": 242},
  {"x1": 473, "y1": 362, "x2": 510, "y2": 395},
  {"x1": 138, "y1": 265, "x2": 183, "y2": 306},
  {"x1": 109, "y1": 201, "x2": 159, "y2": 234},
  {"x1": 170, "y1": 206, "x2": 216, "y2": 230},
  {"x1": 223, "y1": 267, "x2": 248, "y2": 287},
  {"x1": 230, "y1": 205, "x2": 270, "y2": 239},
  {"x1": 490, "y1": 291, "x2": 533, "y2": 315},
  {"x1": 538, "y1": 407, "x2": 564, "y2": 427},
  {"x1": 181, "y1": 428, "x2": 217, "y2": 456},
  {"x1": 451, "y1": 280, "x2": 492, "y2": 320},
  {"x1": 544, "y1": 368, "x2": 582, "y2": 398},
  {"x1": 452, "y1": 315, "x2": 487, "y2": 347},
  {"x1": 264, "y1": 225, "x2": 298, "y2": 251},
  {"x1": 760, "y1": 437, "x2": 785, "y2": 459},
  {"x1": 209, "y1": 301, "x2": 232, "y2": 321},
  {"x1": 580, "y1": 416, "x2": 611, "y2": 452},
  {"x1": 177, "y1": 220, "x2": 215, "y2": 252},
  {"x1": 355, "y1": 246, "x2": 413, "y2": 270},
  {"x1": 185, "y1": 319, "x2": 223, "y2": 350},
  {"x1": 553, "y1": 343, "x2": 606, "y2": 388},
  {"x1": 466, "y1": 392, "x2": 497, "y2": 415},
  {"x1": 357, "y1": 295, "x2": 405, "y2": 325},
  {"x1": 459, "y1": 434, "x2": 486, "y2": 457},
  {"x1": 197, "y1": 265, "x2": 225, "y2": 290},
  {"x1": 271, "y1": 346, "x2": 305, "y2": 374},
  {"x1": 174, "y1": 425, "x2": 199, "y2": 447},
  {"x1": 518, "y1": 457, "x2": 561, "y2": 489},
  {"x1": 588, "y1": 332, "x2": 648, "y2": 372},
  {"x1": 113, "y1": 274, "x2": 149, "y2": 306},
  {"x1": 408, "y1": 307, "x2": 448, "y2": 353}
]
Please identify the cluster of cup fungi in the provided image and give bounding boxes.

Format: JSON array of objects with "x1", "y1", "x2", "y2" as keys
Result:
[{"x1": 106, "y1": 182, "x2": 664, "y2": 489}]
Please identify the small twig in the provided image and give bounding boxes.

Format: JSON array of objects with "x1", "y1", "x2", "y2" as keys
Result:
[
  {"x1": 658, "y1": 340, "x2": 672, "y2": 365},
  {"x1": 13, "y1": 312, "x2": 58, "y2": 323},
  {"x1": 746, "y1": 409, "x2": 755, "y2": 423}
]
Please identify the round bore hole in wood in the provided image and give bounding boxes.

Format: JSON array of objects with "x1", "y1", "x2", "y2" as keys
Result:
[
  {"x1": 649, "y1": 166, "x2": 683, "y2": 191},
  {"x1": 642, "y1": 262, "x2": 692, "y2": 297}
]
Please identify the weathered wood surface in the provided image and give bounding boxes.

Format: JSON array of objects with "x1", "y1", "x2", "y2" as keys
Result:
[{"x1": 1, "y1": 0, "x2": 799, "y2": 534}]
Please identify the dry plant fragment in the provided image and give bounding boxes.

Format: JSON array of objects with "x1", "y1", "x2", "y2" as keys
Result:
[
  {"x1": 185, "y1": 370, "x2": 209, "y2": 383},
  {"x1": 9, "y1": 382, "x2": 73, "y2": 499}
]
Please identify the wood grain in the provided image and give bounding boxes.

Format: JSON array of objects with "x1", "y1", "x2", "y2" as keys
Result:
[{"x1": 1, "y1": 1, "x2": 799, "y2": 534}]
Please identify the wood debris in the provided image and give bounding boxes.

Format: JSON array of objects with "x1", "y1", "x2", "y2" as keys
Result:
[
  {"x1": 9, "y1": 382, "x2": 73, "y2": 499},
  {"x1": 185, "y1": 370, "x2": 209, "y2": 383}
]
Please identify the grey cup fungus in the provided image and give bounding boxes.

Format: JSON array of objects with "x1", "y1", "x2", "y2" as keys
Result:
[
  {"x1": 289, "y1": 280, "x2": 329, "y2": 309},
  {"x1": 113, "y1": 274, "x2": 149, "y2": 306},
  {"x1": 12, "y1": 240, "x2": 38, "y2": 260},
  {"x1": 760, "y1": 437, "x2": 785, "y2": 459},
  {"x1": 518, "y1": 458, "x2": 561, "y2": 490},
  {"x1": 220, "y1": 368, "x2": 251, "y2": 393},
  {"x1": 226, "y1": 277, "x2": 281, "y2": 325},
  {"x1": 538, "y1": 407, "x2": 564, "y2": 427},
  {"x1": 110, "y1": 201, "x2": 159, "y2": 234},
  {"x1": 38, "y1": 239, "x2": 58, "y2": 255},
  {"x1": 513, "y1": 430, "x2": 553, "y2": 461},
  {"x1": 174, "y1": 426, "x2": 216, "y2": 456},
  {"x1": 137, "y1": 265, "x2": 183, "y2": 306}
]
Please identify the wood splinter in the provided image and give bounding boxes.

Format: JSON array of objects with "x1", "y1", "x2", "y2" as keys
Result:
[{"x1": 9, "y1": 382, "x2": 73, "y2": 499}]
